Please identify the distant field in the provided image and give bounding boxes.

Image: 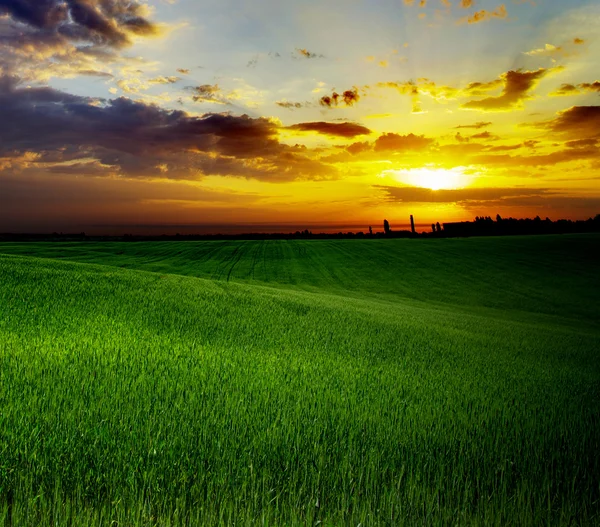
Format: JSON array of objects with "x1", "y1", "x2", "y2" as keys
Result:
[
  {"x1": 0, "y1": 235, "x2": 599, "y2": 525},
  {"x1": 2, "y1": 234, "x2": 599, "y2": 321}
]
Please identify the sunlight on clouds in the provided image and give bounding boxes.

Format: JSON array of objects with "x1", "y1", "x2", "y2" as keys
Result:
[
  {"x1": 380, "y1": 167, "x2": 473, "y2": 191},
  {"x1": 1, "y1": 0, "x2": 599, "y2": 228}
]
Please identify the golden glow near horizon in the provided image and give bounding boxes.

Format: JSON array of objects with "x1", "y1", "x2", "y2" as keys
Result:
[
  {"x1": 0, "y1": 0, "x2": 599, "y2": 233},
  {"x1": 381, "y1": 167, "x2": 473, "y2": 191}
]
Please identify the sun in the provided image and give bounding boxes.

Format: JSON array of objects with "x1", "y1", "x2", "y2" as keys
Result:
[{"x1": 381, "y1": 167, "x2": 471, "y2": 190}]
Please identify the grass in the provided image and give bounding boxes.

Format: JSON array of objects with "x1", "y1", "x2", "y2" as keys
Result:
[{"x1": 0, "y1": 235, "x2": 599, "y2": 525}]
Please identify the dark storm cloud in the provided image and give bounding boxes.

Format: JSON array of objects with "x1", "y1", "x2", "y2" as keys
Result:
[
  {"x1": 0, "y1": 0, "x2": 68, "y2": 28},
  {"x1": 287, "y1": 122, "x2": 371, "y2": 138},
  {"x1": 0, "y1": 0, "x2": 162, "y2": 83},
  {"x1": 0, "y1": 0, "x2": 160, "y2": 48},
  {"x1": 0, "y1": 75, "x2": 336, "y2": 181}
]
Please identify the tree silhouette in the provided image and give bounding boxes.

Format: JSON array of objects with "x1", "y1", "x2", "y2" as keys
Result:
[
  {"x1": 369, "y1": 226, "x2": 373, "y2": 235},
  {"x1": 436, "y1": 222, "x2": 441, "y2": 233},
  {"x1": 383, "y1": 219, "x2": 390, "y2": 235},
  {"x1": 432, "y1": 223, "x2": 436, "y2": 233}
]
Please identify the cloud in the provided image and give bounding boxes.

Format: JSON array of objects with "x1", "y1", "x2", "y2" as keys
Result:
[
  {"x1": 581, "y1": 82, "x2": 600, "y2": 92},
  {"x1": 532, "y1": 106, "x2": 600, "y2": 139},
  {"x1": 0, "y1": 0, "x2": 161, "y2": 49},
  {"x1": 376, "y1": 79, "x2": 463, "y2": 111},
  {"x1": 150, "y1": 76, "x2": 180, "y2": 85},
  {"x1": 471, "y1": 146, "x2": 599, "y2": 167},
  {"x1": 455, "y1": 122, "x2": 492, "y2": 129},
  {"x1": 462, "y1": 79, "x2": 504, "y2": 96},
  {"x1": 459, "y1": 4, "x2": 508, "y2": 24},
  {"x1": 524, "y1": 43, "x2": 564, "y2": 57},
  {"x1": 374, "y1": 133, "x2": 434, "y2": 152},
  {"x1": 286, "y1": 122, "x2": 371, "y2": 138},
  {"x1": 453, "y1": 131, "x2": 502, "y2": 145},
  {"x1": 190, "y1": 84, "x2": 231, "y2": 105},
  {"x1": 471, "y1": 131, "x2": 498, "y2": 140},
  {"x1": 376, "y1": 81, "x2": 421, "y2": 112},
  {"x1": 0, "y1": 75, "x2": 336, "y2": 182},
  {"x1": 460, "y1": 0, "x2": 474, "y2": 7},
  {"x1": 565, "y1": 138, "x2": 598, "y2": 148},
  {"x1": 551, "y1": 84, "x2": 579, "y2": 96},
  {"x1": 295, "y1": 48, "x2": 324, "y2": 59},
  {"x1": 551, "y1": 81, "x2": 600, "y2": 96},
  {"x1": 346, "y1": 141, "x2": 371, "y2": 155},
  {"x1": 461, "y1": 68, "x2": 552, "y2": 111},
  {"x1": 276, "y1": 101, "x2": 304, "y2": 109},
  {"x1": 455, "y1": 132, "x2": 469, "y2": 143},
  {"x1": 375, "y1": 185, "x2": 553, "y2": 203},
  {"x1": 487, "y1": 144, "x2": 522, "y2": 152},
  {"x1": 177, "y1": 68, "x2": 190, "y2": 75},
  {"x1": 376, "y1": 78, "x2": 498, "y2": 112},
  {"x1": 319, "y1": 87, "x2": 361, "y2": 108},
  {"x1": 523, "y1": 36, "x2": 590, "y2": 60},
  {"x1": 341, "y1": 88, "x2": 360, "y2": 105},
  {"x1": 116, "y1": 75, "x2": 180, "y2": 94},
  {"x1": 0, "y1": 1, "x2": 167, "y2": 84},
  {"x1": 377, "y1": 184, "x2": 600, "y2": 211}
]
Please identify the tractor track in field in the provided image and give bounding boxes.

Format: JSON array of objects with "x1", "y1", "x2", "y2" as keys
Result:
[
  {"x1": 225, "y1": 241, "x2": 248, "y2": 282},
  {"x1": 189, "y1": 242, "x2": 224, "y2": 271},
  {"x1": 211, "y1": 242, "x2": 240, "y2": 282},
  {"x1": 248, "y1": 240, "x2": 264, "y2": 281}
]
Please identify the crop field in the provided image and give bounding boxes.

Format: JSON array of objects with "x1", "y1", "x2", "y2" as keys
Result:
[{"x1": 0, "y1": 235, "x2": 599, "y2": 525}]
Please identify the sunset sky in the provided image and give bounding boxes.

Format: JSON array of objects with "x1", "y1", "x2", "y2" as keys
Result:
[{"x1": 1, "y1": 0, "x2": 599, "y2": 234}]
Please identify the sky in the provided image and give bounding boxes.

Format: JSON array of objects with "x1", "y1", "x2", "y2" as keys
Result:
[{"x1": 0, "y1": 0, "x2": 599, "y2": 234}]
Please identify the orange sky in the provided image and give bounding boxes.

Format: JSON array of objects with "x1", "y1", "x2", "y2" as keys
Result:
[{"x1": 0, "y1": 0, "x2": 599, "y2": 233}]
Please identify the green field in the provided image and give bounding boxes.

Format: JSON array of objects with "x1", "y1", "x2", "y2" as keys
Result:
[{"x1": 0, "y1": 235, "x2": 599, "y2": 525}]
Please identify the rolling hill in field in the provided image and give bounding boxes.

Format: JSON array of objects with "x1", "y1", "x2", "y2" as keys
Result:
[
  {"x1": 2, "y1": 234, "x2": 599, "y2": 321},
  {"x1": 0, "y1": 235, "x2": 599, "y2": 525}
]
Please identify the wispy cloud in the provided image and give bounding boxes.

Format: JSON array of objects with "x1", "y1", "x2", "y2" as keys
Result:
[{"x1": 458, "y1": 4, "x2": 508, "y2": 24}]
